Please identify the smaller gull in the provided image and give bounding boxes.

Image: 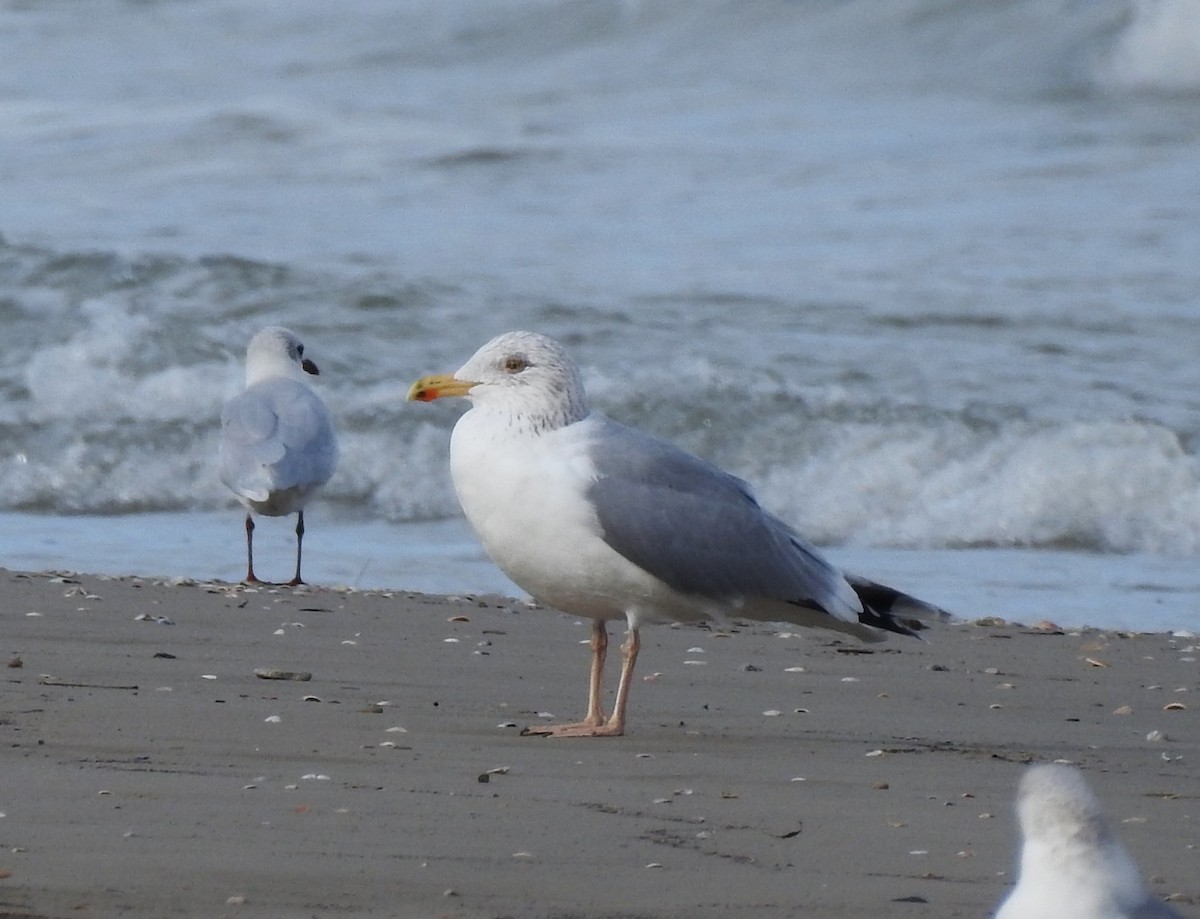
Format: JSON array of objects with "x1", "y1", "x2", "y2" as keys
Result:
[
  {"x1": 995, "y1": 764, "x2": 1185, "y2": 919},
  {"x1": 219, "y1": 326, "x2": 338, "y2": 585},
  {"x1": 408, "y1": 331, "x2": 949, "y2": 737}
]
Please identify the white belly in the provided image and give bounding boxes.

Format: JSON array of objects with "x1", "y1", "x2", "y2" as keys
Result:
[{"x1": 449, "y1": 412, "x2": 693, "y2": 624}]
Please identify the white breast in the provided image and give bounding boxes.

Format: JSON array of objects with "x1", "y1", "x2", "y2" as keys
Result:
[{"x1": 449, "y1": 409, "x2": 671, "y2": 622}]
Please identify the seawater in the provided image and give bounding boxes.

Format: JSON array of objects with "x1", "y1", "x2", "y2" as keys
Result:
[{"x1": 1, "y1": 0, "x2": 1199, "y2": 632}]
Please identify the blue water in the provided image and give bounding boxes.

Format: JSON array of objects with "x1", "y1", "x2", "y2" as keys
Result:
[{"x1": 1, "y1": 0, "x2": 1199, "y2": 632}]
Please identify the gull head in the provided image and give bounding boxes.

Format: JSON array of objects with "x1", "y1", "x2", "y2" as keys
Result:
[
  {"x1": 245, "y1": 326, "x2": 320, "y2": 386},
  {"x1": 1016, "y1": 764, "x2": 1109, "y2": 847},
  {"x1": 999, "y1": 763, "x2": 1161, "y2": 919},
  {"x1": 408, "y1": 331, "x2": 589, "y2": 431}
]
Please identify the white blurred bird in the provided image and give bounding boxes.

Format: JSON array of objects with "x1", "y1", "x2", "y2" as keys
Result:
[
  {"x1": 409, "y1": 331, "x2": 948, "y2": 737},
  {"x1": 996, "y1": 764, "x2": 1185, "y2": 919},
  {"x1": 219, "y1": 326, "x2": 338, "y2": 585}
]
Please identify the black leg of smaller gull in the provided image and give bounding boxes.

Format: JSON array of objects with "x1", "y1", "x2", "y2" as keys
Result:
[
  {"x1": 243, "y1": 514, "x2": 259, "y2": 583},
  {"x1": 288, "y1": 510, "x2": 306, "y2": 586}
]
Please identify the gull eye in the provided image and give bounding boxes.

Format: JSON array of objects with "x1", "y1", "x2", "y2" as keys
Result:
[
  {"x1": 296, "y1": 343, "x2": 305, "y2": 357},
  {"x1": 503, "y1": 355, "x2": 529, "y2": 374}
]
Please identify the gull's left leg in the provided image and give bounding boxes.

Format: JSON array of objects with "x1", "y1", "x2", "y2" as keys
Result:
[
  {"x1": 523, "y1": 618, "x2": 613, "y2": 737},
  {"x1": 287, "y1": 510, "x2": 306, "y2": 586},
  {"x1": 582, "y1": 618, "x2": 609, "y2": 725}
]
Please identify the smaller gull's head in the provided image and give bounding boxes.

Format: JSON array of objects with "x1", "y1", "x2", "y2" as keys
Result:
[
  {"x1": 1016, "y1": 764, "x2": 1108, "y2": 846},
  {"x1": 245, "y1": 326, "x2": 320, "y2": 385},
  {"x1": 998, "y1": 763, "x2": 1172, "y2": 918},
  {"x1": 408, "y1": 331, "x2": 589, "y2": 431}
]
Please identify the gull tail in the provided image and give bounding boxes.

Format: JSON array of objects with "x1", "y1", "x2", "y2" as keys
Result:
[{"x1": 845, "y1": 574, "x2": 956, "y2": 639}]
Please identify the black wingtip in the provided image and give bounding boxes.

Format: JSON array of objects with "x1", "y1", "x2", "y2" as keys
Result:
[
  {"x1": 857, "y1": 603, "x2": 923, "y2": 639},
  {"x1": 848, "y1": 575, "x2": 953, "y2": 640}
]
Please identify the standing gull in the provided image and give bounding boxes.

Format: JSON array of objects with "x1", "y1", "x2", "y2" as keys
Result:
[
  {"x1": 408, "y1": 331, "x2": 948, "y2": 737},
  {"x1": 995, "y1": 764, "x2": 1185, "y2": 919},
  {"x1": 220, "y1": 326, "x2": 338, "y2": 585}
]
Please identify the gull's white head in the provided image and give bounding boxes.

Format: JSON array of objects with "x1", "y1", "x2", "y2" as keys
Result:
[
  {"x1": 1016, "y1": 763, "x2": 1110, "y2": 845},
  {"x1": 244, "y1": 326, "x2": 319, "y2": 386},
  {"x1": 996, "y1": 763, "x2": 1167, "y2": 919},
  {"x1": 408, "y1": 331, "x2": 589, "y2": 431}
]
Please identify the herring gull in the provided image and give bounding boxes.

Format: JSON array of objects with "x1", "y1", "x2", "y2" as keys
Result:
[
  {"x1": 996, "y1": 764, "x2": 1185, "y2": 919},
  {"x1": 219, "y1": 326, "x2": 338, "y2": 585},
  {"x1": 409, "y1": 331, "x2": 948, "y2": 737}
]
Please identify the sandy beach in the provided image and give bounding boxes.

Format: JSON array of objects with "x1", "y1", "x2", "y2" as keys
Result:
[{"x1": 0, "y1": 567, "x2": 1196, "y2": 918}]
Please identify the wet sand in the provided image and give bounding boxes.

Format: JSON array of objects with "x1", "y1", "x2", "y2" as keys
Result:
[{"x1": 0, "y1": 567, "x2": 1196, "y2": 918}]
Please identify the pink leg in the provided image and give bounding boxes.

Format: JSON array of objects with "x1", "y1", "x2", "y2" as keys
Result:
[
  {"x1": 601, "y1": 627, "x2": 641, "y2": 736},
  {"x1": 581, "y1": 619, "x2": 608, "y2": 725},
  {"x1": 524, "y1": 621, "x2": 638, "y2": 738}
]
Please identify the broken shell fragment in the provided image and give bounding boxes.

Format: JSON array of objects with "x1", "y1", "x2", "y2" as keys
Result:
[{"x1": 254, "y1": 668, "x2": 312, "y2": 681}]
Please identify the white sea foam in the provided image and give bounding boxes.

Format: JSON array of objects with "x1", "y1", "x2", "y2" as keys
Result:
[
  {"x1": 22, "y1": 299, "x2": 228, "y2": 424},
  {"x1": 764, "y1": 419, "x2": 1200, "y2": 555},
  {"x1": 1, "y1": 239, "x2": 1199, "y2": 564},
  {"x1": 1100, "y1": 0, "x2": 1200, "y2": 92}
]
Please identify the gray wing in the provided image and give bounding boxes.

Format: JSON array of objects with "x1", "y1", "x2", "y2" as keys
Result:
[
  {"x1": 585, "y1": 417, "x2": 861, "y2": 620},
  {"x1": 219, "y1": 379, "x2": 337, "y2": 501}
]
